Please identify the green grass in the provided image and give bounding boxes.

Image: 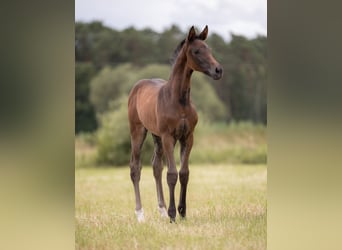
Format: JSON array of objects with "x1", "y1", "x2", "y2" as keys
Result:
[{"x1": 75, "y1": 164, "x2": 267, "y2": 249}]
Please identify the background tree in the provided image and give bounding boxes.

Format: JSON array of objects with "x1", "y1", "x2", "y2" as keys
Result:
[
  {"x1": 75, "y1": 62, "x2": 97, "y2": 133},
  {"x1": 157, "y1": 25, "x2": 184, "y2": 64},
  {"x1": 89, "y1": 63, "x2": 136, "y2": 114},
  {"x1": 75, "y1": 21, "x2": 267, "y2": 134}
]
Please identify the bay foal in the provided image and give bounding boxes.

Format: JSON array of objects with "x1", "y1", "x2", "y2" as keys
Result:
[{"x1": 128, "y1": 25, "x2": 223, "y2": 222}]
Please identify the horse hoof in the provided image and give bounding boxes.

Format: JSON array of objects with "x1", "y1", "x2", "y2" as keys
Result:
[
  {"x1": 178, "y1": 206, "x2": 186, "y2": 218},
  {"x1": 169, "y1": 217, "x2": 176, "y2": 223},
  {"x1": 158, "y1": 206, "x2": 168, "y2": 218},
  {"x1": 135, "y1": 208, "x2": 145, "y2": 223}
]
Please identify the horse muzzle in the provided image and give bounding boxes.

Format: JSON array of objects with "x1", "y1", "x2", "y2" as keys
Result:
[{"x1": 210, "y1": 65, "x2": 223, "y2": 80}]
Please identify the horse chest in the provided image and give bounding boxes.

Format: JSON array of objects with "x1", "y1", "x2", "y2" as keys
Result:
[
  {"x1": 174, "y1": 117, "x2": 190, "y2": 139},
  {"x1": 158, "y1": 108, "x2": 197, "y2": 139}
]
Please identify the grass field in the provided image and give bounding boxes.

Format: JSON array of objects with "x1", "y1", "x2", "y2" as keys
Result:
[{"x1": 75, "y1": 164, "x2": 267, "y2": 249}]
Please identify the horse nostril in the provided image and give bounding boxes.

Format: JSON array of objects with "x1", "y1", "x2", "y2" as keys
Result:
[{"x1": 215, "y1": 67, "x2": 222, "y2": 74}]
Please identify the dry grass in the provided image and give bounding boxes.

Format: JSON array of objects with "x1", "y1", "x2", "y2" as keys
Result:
[
  {"x1": 75, "y1": 164, "x2": 266, "y2": 249},
  {"x1": 75, "y1": 136, "x2": 96, "y2": 168}
]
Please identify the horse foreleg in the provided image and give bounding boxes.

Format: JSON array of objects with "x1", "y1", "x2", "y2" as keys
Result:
[
  {"x1": 178, "y1": 134, "x2": 193, "y2": 218},
  {"x1": 162, "y1": 134, "x2": 178, "y2": 222}
]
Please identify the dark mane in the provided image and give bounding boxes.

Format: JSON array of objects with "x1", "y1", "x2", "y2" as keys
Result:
[
  {"x1": 170, "y1": 35, "x2": 202, "y2": 65},
  {"x1": 170, "y1": 39, "x2": 186, "y2": 65}
]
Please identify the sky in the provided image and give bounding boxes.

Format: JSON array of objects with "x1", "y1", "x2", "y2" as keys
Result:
[{"x1": 75, "y1": 0, "x2": 266, "y2": 41}]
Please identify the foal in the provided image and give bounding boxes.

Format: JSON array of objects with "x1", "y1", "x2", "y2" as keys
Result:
[{"x1": 128, "y1": 25, "x2": 223, "y2": 222}]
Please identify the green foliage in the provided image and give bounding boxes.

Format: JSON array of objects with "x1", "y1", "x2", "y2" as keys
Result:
[
  {"x1": 209, "y1": 34, "x2": 267, "y2": 123},
  {"x1": 95, "y1": 96, "x2": 154, "y2": 166},
  {"x1": 135, "y1": 64, "x2": 170, "y2": 80},
  {"x1": 191, "y1": 74, "x2": 227, "y2": 122},
  {"x1": 89, "y1": 64, "x2": 136, "y2": 114},
  {"x1": 76, "y1": 21, "x2": 124, "y2": 68},
  {"x1": 75, "y1": 62, "x2": 98, "y2": 133},
  {"x1": 156, "y1": 25, "x2": 185, "y2": 64}
]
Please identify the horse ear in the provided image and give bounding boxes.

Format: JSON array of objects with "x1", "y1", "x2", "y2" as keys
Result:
[
  {"x1": 198, "y1": 25, "x2": 208, "y2": 40},
  {"x1": 187, "y1": 26, "x2": 196, "y2": 42}
]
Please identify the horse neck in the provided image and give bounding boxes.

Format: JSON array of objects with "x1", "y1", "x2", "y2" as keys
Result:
[{"x1": 167, "y1": 50, "x2": 193, "y2": 106}]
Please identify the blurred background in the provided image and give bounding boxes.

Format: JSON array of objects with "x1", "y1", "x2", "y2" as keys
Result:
[{"x1": 75, "y1": 0, "x2": 267, "y2": 167}]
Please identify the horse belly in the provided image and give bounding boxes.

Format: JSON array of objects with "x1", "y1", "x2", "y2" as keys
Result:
[
  {"x1": 136, "y1": 84, "x2": 161, "y2": 135},
  {"x1": 138, "y1": 108, "x2": 159, "y2": 135}
]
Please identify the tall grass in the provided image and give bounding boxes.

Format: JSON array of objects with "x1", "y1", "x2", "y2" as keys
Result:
[
  {"x1": 192, "y1": 120, "x2": 267, "y2": 164},
  {"x1": 75, "y1": 165, "x2": 267, "y2": 249},
  {"x1": 75, "y1": 121, "x2": 267, "y2": 168}
]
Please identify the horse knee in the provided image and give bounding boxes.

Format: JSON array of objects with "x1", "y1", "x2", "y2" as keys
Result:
[
  {"x1": 179, "y1": 170, "x2": 189, "y2": 185},
  {"x1": 167, "y1": 172, "x2": 178, "y2": 186},
  {"x1": 130, "y1": 167, "x2": 141, "y2": 183},
  {"x1": 153, "y1": 166, "x2": 162, "y2": 179}
]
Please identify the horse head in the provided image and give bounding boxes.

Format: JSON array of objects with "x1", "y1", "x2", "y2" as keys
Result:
[{"x1": 184, "y1": 25, "x2": 223, "y2": 80}]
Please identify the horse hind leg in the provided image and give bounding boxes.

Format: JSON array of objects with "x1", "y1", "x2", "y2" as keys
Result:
[
  {"x1": 152, "y1": 134, "x2": 167, "y2": 218},
  {"x1": 129, "y1": 125, "x2": 147, "y2": 222}
]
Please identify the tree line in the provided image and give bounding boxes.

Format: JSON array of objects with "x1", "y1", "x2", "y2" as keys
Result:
[{"x1": 76, "y1": 21, "x2": 267, "y2": 133}]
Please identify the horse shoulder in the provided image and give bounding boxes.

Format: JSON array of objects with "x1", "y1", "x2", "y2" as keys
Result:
[{"x1": 183, "y1": 104, "x2": 198, "y2": 129}]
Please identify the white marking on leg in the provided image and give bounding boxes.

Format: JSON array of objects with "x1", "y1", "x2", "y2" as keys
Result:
[
  {"x1": 158, "y1": 206, "x2": 168, "y2": 218},
  {"x1": 135, "y1": 208, "x2": 145, "y2": 223}
]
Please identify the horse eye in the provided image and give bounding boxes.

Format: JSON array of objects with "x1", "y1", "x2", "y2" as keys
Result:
[{"x1": 194, "y1": 49, "x2": 200, "y2": 55}]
